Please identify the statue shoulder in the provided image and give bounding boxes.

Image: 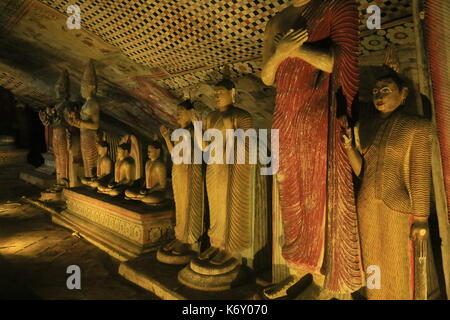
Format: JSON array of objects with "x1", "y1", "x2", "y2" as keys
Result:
[
  {"x1": 153, "y1": 159, "x2": 167, "y2": 171},
  {"x1": 397, "y1": 113, "x2": 431, "y2": 132},
  {"x1": 232, "y1": 106, "x2": 252, "y2": 118},
  {"x1": 232, "y1": 107, "x2": 253, "y2": 123},
  {"x1": 123, "y1": 156, "x2": 136, "y2": 166}
]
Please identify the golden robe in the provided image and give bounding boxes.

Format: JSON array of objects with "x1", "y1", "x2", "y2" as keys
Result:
[
  {"x1": 357, "y1": 111, "x2": 439, "y2": 299},
  {"x1": 204, "y1": 107, "x2": 254, "y2": 253},
  {"x1": 172, "y1": 126, "x2": 204, "y2": 244}
]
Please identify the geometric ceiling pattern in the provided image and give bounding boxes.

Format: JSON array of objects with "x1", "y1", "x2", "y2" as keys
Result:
[
  {"x1": 0, "y1": 0, "x2": 417, "y2": 138},
  {"x1": 36, "y1": 0, "x2": 414, "y2": 90}
]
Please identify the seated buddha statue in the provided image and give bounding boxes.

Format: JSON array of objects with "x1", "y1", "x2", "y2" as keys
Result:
[
  {"x1": 124, "y1": 140, "x2": 168, "y2": 204},
  {"x1": 81, "y1": 140, "x2": 113, "y2": 188},
  {"x1": 97, "y1": 140, "x2": 136, "y2": 197}
]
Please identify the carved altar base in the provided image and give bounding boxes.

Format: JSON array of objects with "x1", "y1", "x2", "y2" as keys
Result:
[
  {"x1": 53, "y1": 187, "x2": 174, "y2": 261},
  {"x1": 0, "y1": 138, "x2": 29, "y2": 183}
]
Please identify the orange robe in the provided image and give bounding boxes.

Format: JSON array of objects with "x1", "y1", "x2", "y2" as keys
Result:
[{"x1": 272, "y1": 0, "x2": 363, "y2": 293}]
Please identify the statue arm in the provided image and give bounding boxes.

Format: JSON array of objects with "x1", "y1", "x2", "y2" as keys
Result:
[
  {"x1": 410, "y1": 122, "x2": 432, "y2": 218},
  {"x1": 119, "y1": 161, "x2": 135, "y2": 185},
  {"x1": 152, "y1": 163, "x2": 168, "y2": 192},
  {"x1": 344, "y1": 142, "x2": 363, "y2": 177},
  {"x1": 261, "y1": 19, "x2": 279, "y2": 86},
  {"x1": 104, "y1": 158, "x2": 113, "y2": 176},
  {"x1": 343, "y1": 121, "x2": 362, "y2": 176},
  {"x1": 192, "y1": 113, "x2": 209, "y2": 151}
]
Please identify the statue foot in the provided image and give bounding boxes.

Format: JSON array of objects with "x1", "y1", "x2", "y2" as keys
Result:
[
  {"x1": 48, "y1": 183, "x2": 65, "y2": 193},
  {"x1": 172, "y1": 242, "x2": 192, "y2": 255},
  {"x1": 198, "y1": 246, "x2": 219, "y2": 260},
  {"x1": 209, "y1": 249, "x2": 233, "y2": 265},
  {"x1": 262, "y1": 275, "x2": 301, "y2": 300},
  {"x1": 163, "y1": 239, "x2": 181, "y2": 252}
]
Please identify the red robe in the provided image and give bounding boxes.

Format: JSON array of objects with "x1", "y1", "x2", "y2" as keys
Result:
[{"x1": 272, "y1": 0, "x2": 363, "y2": 293}]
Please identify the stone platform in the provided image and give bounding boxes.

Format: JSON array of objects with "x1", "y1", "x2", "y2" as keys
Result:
[
  {"x1": 0, "y1": 148, "x2": 30, "y2": 184},
  {"x1": 20, "y1": 168, "x2": 55, "y2": 189},
  {"x1": 0, "y1": 147, "x2": 28, "y2": 167},
  {"x1": 20, "y1": 152, "x2": 55, "y2": 189},
  {"x1": 119, "y1": 252, "x2": 262, "y2": 300},
  {"x1": 53, "y1": 187, "x2": 174, "y2": 261}
]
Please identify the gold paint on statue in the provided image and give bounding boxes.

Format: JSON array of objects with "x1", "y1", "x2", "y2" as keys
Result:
[
  {"x1": 98, "y1": 138, "x2": 136, "y2": 197},
  {"x1": 344, "y1": 70, "x2": 439, "y2": 299},
  {"x1": 81, "y1": 140, "x2": 113, "y2": 188},
  {"x1": 66, "y1": 59, "x2": 100, "y2": 179},
  {"x1": 190, "y1": 79, "x2": 254, "y2": 270},
  {"x1": 125, "y1": 141, "x2": 168, "y2": 204},
  {"x1": 158, "y1": 100, "x2": 204, "y2": 262}
]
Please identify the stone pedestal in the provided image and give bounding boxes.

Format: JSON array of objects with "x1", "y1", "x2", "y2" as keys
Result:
[
  {"x1": 20, "y1": 152, "x2": 55, "y2": 189},
  {"x1": 53, "y1": 187, "x2": 175, "y2": 261},
  {"x1": 0, "y1": 137, "x2": 29, "y2": 183},
  {"x1": 119, "y1": 252, "x2": 261, "y2": 300}
]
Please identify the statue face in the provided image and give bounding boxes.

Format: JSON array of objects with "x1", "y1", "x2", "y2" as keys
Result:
[
  {"x1": 117, "y1": 146, "x2": 128, "y2": 160},
  {"x1": 176, "y1": 107, "x2": 191, "y2": 128},
  {"x1": 214, "y1": 86, "x2": 233, "y2": 110},
  {"x1": 373, "y1": 79, "x2": 408, "y2": 115},
  {"x1": 148, "y1": 145, "x2": 161, "y2": 160},
  {"x1": 97, "y1": 144, "x2": 107, "y2": 156}
]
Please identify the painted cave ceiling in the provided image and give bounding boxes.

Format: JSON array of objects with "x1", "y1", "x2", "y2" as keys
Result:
[{"x1": 0, "y1": 0, "x2": 417, "y2": 139}]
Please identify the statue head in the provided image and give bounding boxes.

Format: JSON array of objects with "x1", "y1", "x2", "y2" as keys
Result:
[
  {"x1": 97, "y1": 140, "x2": 109, "y2": 157},
  {"x1": 81, "y1": 60, "x2": 97, "y2": 99},
  {"x1": 214, "y1": 79, "x2": 236, "y2": 111},
  {"x1": 117, "y1": 142, "x2": 131, "y2": 160},
  {"x1": 147, "y1": 140, "x2": 162, "y2": 161},
  {"x1": 177, "y1": 100, "x2": 194, "y2": 128},
  {"x1": 55, "y1": 70, "x2": 70, "y2": 100},
  {"x1": 373, "y1": 70, "x2": 408, "y2": 117}
]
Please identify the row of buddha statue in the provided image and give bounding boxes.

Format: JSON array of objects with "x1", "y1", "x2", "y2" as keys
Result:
[
  {"x1": 80, "y1": 136, "x2": 168, "y2": 206},
  {"x1": 37, "y1": 0, "x2": 446, "y2": 298}
]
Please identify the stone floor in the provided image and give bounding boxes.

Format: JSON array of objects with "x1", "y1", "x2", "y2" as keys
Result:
[{"x1": 0, "y1": 180, "x2": 159, "y2": 300}]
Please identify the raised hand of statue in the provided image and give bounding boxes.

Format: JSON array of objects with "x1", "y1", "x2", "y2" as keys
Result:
[
  {"x1": 160, "y1": 125, "x2": 171, "y2": 140},
  {"x1": 39, "y1": 109, "x2": 50, "y2": 126},
  {"x1": 66, "y1": 110, "x2": 81, "y2": 128},
  {"x1": 275, "y1": 28, "x2": 309, "y2": 59},
  {"x1": 191, "y1": 110, "x2": 202, "y2": 125},
  {"x1": 339, "y1": 115, "x2": 353, "y2": 149}
]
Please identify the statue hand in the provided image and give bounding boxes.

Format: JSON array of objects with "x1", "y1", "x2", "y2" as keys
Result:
[
  {"x1": 191, "y1": 111, "x2": 202, "y2": 124},
  {"x1": 276, "y1": 28, "x2": 309, "y2": 58},
  {"x1": 39, "y1": 110, "x2": 49, "y2": 126},
  {"x1": 338, "y1": 115, "x2": 353, "y2": 148},
  {"x1": 411, "y1": 218, "x2": 428, "y2": 242},
  {"x1": 159, "y1": 125, "x2": 170, "y2": 139}
]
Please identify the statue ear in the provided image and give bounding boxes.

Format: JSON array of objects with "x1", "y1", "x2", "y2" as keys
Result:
[
  {"x1": 231, "y1": 88, "x2": 236, "y2": 103},
  {"x1": 401, "y1": 87, "x2": 409, "y2": 103}
]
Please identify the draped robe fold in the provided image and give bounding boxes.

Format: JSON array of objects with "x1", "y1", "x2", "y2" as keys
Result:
[{"x1": 272, "y1": 0, "x2": 363, "y2": 292}]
